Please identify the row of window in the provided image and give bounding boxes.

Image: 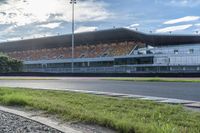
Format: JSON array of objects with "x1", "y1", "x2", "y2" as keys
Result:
[
  {"x1": 136, "y1": 48, "x2": 196, "y2": 55},
  {"x1": 24, "y1": 61, "x2": 114, "y2": 69}
]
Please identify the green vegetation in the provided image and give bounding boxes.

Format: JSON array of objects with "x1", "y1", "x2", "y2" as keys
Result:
[
  {"x1": 0, "y1": 53, "x2": 22, "y2": 73},
  {"x1": 0, "y1": 87, "x2": 199, "y2": 133},
  {"x1": 103, "y1": 77, "x2": 200, "y2": 83}
]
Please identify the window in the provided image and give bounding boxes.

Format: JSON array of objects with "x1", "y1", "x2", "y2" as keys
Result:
[
  {"x1": 174, "y1": 50, "x2": 178, "y2": 54},
  {"x1": 189, "y1": 49, "x2": 194, "y2": 54}
]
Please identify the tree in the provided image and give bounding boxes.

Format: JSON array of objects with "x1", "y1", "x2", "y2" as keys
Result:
[{"x1": 0, "y1": 53, "x2": 22, "y2": 73}]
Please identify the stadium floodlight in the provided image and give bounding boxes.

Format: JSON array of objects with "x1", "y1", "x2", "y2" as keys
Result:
[{"x1": 70, "y1": 0, "x2": 77, "y2": 73}]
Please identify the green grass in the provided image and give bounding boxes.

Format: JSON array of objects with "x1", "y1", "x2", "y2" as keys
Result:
[
  {"x1": 0, "y1": 87, "x2": 199, "y2": 133},
  {"x1": 103, "y1": 77, "x2": 200, "y2": 83}
]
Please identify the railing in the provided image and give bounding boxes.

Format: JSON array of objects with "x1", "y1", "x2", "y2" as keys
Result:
[{"x1": 23, "y1": 65, "x2": 200, "y2": 74}]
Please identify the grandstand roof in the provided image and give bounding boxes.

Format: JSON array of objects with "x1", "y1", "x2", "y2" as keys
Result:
[{"x1": 0, "y1": 28, "x2": 200, "y2": 52}]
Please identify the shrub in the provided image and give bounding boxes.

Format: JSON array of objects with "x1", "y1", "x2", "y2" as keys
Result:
[{"x1": 0, "y1": 53, "x2": 22, "y2": 73}]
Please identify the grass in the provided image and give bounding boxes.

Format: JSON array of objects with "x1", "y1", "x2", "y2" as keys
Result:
[
  {"x1": 0, "y1": 87, "x2": 199, "y2": 133},
  {"x1": 103, "y1": 77, "x2": 200, "y2": 83}
]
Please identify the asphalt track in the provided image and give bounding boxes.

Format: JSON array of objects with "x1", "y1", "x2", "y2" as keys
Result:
[{"x1": 0, "y1": 77, "x2": 200, "y2": 101}]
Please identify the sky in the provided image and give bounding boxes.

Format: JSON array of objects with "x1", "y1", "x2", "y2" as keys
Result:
[{"x1": 0, "y1": 0, "x2": 200, "y2": 42}]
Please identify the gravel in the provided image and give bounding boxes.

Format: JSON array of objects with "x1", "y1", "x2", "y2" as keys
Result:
[{"x1": 0, "y1": 110, "x2": 63, "y2": 133}]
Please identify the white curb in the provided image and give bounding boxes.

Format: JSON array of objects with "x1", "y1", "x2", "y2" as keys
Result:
[{"x1": 0, "y1": 106, "x2": 82, "y2": 133}]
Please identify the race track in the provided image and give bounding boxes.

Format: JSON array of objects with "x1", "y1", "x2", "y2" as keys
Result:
[{"x1": 0, "y1": 77, "x2": 200, "y2": 101}]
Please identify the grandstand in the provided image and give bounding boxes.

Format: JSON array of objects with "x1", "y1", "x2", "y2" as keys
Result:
[
  {"x1": 1, "y1": 28, "x2": 200, "y2": 74},
  {"x1": 5, "y1": 41, "x2": 141, "y2": 61}
]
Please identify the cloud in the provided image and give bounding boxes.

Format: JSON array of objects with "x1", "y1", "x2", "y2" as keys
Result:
[
  {"x1": 156, "y1": 24, "x2": 193, "y2": 33},
  {"x1": 2, "y1": 25, "x2": 16, "y2": 33},
  {"x1": 129, "y1": 24, "x2": 140, "y2": 27},
  {"x1": 6, "y1": 37, "x2": 22, "y2": 41},
  {"x1": 125, "y1": 23, "x2": 140, "y2": 30},
  {"x1": 0, "y1": 0, "x2": 111, "y2": 26},
  {"x1": 0, "y1": 0, "x2": 112, "y2": 41},
  {"x1": 38, "y1": 22, "x2": 61, "y2": 29},
  {"x1": 195, "y1": 23, "x2": 200, "y2": 26},
  {"x1": 156, "y1": 0, "x2": 200, "y2": 7},
  {"x1": 164, "y1": 16, "x2": 200, "y2": 25},
  {"x1": 0, "y1": 36, "x2": 7, "y2": 42},
  {"x1": 75, "y1": 26, "x2": 98, "y2": 33},
  {"x1": 194, "y1": 23, "x2": 200, "y2": 33}
]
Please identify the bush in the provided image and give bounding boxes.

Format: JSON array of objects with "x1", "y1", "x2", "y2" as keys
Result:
[{"x1": 0, "y1": 53, "x2": 22, "y2": 73}]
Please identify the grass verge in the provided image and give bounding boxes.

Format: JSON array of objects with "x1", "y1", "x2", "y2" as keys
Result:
[
  {"x1": 0, "y1": 87, "x2": 199, "y2": 133},
  {"x1": 103, "y1": 77, "x2": 200, "y2": 83}
]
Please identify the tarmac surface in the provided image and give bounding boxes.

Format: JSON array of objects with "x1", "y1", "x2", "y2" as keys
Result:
[{"x1": 0, "y1": 77, "x2": 200, "y2": 101}]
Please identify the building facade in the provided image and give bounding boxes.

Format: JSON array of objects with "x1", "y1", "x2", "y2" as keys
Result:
[{"x1": 1, "y1": 28, "x2": 200, "y2": 74}]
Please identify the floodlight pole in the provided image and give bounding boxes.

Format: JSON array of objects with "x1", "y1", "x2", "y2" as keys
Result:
[{"x1": 70, "y1": 0, "x2": 76, "y2": 73}]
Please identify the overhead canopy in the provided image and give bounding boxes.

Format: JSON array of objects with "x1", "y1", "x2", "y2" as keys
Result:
[
  {"x1": 146, "y1": 34, "x2": 200, "y2": 45},
  {"x1": 0, "y1": 28, "x2": 200, "y2": 52}
]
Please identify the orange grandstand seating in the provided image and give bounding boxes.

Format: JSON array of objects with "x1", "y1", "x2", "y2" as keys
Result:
[{"x1": 6, "y1": 41, "x2": 144, "y2": 61}]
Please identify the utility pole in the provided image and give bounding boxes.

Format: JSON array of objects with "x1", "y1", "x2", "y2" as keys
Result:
[{"x1": 70, "y1": 0, "x2": 76, "y2": 73}]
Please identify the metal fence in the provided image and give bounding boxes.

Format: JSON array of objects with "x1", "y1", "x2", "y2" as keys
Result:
[{"x1": 23, "y1": 65, "x2": 200, "y2": 74}]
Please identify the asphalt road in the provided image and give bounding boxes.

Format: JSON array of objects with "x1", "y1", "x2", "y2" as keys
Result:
[{"x1": 0, "y1": 78, "x2": 200, "y2": 101}]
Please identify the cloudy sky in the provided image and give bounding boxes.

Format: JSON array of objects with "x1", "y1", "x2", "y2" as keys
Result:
[{"x1": 0, "y1": 0, "x2": 200, "y2": 42}]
